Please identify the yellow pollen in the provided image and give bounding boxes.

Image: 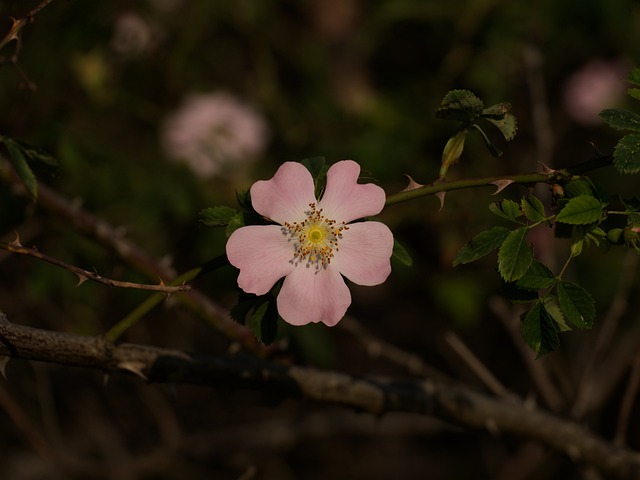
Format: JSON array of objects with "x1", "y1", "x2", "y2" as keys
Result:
[{"x1": 282, "y1": 202, "x2": 348, "y2": 270}]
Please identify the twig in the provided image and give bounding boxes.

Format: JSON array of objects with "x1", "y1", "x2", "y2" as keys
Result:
[
  {"x1": 0, "y1": 237, "x2": 190, "y2": 294},
  {"x1": 0, "y1": 0, "x2": 56, "y2": 52},
  {"x1": 0, "y1": 312, "x2": 639, "y2": 479}
]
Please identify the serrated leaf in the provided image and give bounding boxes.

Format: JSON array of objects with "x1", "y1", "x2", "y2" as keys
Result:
[
  {"x1": 489, "y1": 199, "x2": 522, "y2": 222},
  {"x1": 501, "y1": 280, "x2": 539, "y2": 303},
  {"x1": 521, "y1": 302, "x2": 560, "y2": 357},
  {"x1": 542, "y1": 295, "x2": 571, "y2": 332},
  {"x1": 482, "y1": 102, "x2": 511, "y2": 118},
  {"x1": 453, "y1": 226, "x2": 510, "y2": 266},
  {"x1": 516, "y1": 259, "x2": 555, "y2": 290},
  {"x1": 628, "y1": 67, "x2": 640, "y2": 86},
  {"x1": 225, "y1": 212, "x2": 245, "y2": 237},
  {"x1": 557, "y1": 281, "x2": 595, "y2": 329},
  {"x1": 435, "y1": 89, "x2": 484, "y2": 122},
  {"x1": 521, "y1": 195, "x2": 547, "y2": 223},
  {"x1": 392, "y1": 239, "x2": 413, "y2": 267},
  {"x1": 498, "y1": 227, "x2": 533, "y2": 282},
  {"x1": 628, "y1": 88, "x2": 640, "y2": 101},
  {"x1": 486, "y1": 113, "x2": 517, "y2": 141},
  {"x1": 564, "y1": 178, "x2": 595, "y2": 198},
  {"x1": 556, "y1": 195, "x2": 604, "y2": 225},
  {"x1": 4, "y1": 139, "x2": 37, "y2": 200},
  {"x1": 599, "y1": 109, "x2": 640, "y2": 132},
  {"x1": 200, "y1": 206, "x2": 238, "y2": 227},
  {"x1": 613, "y1": 133, "x2": 640, "y2": 174}
]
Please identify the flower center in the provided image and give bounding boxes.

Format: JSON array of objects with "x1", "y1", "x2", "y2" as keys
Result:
[{"x1": 282, "y1": 202, "x2": 348, "y2": 269}]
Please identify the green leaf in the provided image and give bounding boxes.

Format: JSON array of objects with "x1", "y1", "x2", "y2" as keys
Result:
[
  {"x1": 555, "y1": 195, "x2": 603, "y2": 225},
  {"x1": 300, "y1": 156, "x2": 326, "y2": 178},
  {"x1": 542, "y1": 295, "x2": 571, "y2": 332},
  {"x1": 628, "y1": 88, "x2": 640, "y2": 101},
  {"x1": 392, "y1": 239, "x2": 413, "y2": 267},
  {"x1": 628, "y1": 67, "x2": 640, "y2": 86},
  {"x1": 516, "y1": 259, "x2": 555, "y2": 290},
  {"x1": 557, "y1": 281, "x2": 595, "y2": 329},
  {"x1": 613, "y1": 133, "x2": 640, "y2": 174},
  {"x1": 521, "y1": 302, "x2": 560, "y2": 357},
  {"x1": 225, "y1": 212, "x2": 245, "y2": 237},
  {"x1": 521, "y1": 195, "x2": 547, "y2": 223},
  {"x1": 200, "y1": 206, "x2": 239, "y2": 227},
  {"x1": 482, "y1": 102, "x2": 511, "y2": 119},
  {"x1": 486, "y1": 113, "x2": 517, "y2": 141},
  {"x1": 489, "y1": 199, "x2": 522, "y2": 222},
  {"x1": 498, "y1": 227, "x2": 533, "y2": 282},
  {"x1": 453, "y1": 226, "x2": 510, "y2": 266},
  {"x1": 4, "y1": 139, "x2": 38, "y2": 200},
  {"x1": 435, "y1": 89, "x2": 484, "y2": 122},
  {"x1": 564, "y1": 178, "x2": 595, "y2": 198},
  {"x1": 599, "y1": 109, "x2": 640, "y2": 132},
  {"x1": 250, "y1": 300, "x2": 279, "y2": 345},
  {"x1": 501, "y1": 280, "x2": 539, "y2": 303},
  {"x1": 439, "y1": 129, "x2": 468, "y2": 178}
]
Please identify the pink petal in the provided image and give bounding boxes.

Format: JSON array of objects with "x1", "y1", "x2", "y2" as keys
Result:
[
  {"x1": 277, "y1": 266, "x2": 351, "y2": 327},
  {"x1": 226, "y1": 225, "x2": 295, "y2": 295},
  {"x1": 319, "y1": 160, "x2": 386, "y2": 223},
  {"x1": 250, "y1": 162, "x2": 316, "y2": 224},
  {"x1": 333, "y1": 221, "x2": 393, "y2": 286}
]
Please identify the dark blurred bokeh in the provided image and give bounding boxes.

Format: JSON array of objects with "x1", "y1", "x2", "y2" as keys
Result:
[{"x1": 1, "y1": 1, "x2": 640, "y2": 478}]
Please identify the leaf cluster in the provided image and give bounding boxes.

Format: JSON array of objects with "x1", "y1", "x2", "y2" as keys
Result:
[
  {"x1": 435, "y1": 90, "x2": 517, "y2": 179},
  {"x1": 452, "y1": 176, "x2": 640, "y2": 356}
]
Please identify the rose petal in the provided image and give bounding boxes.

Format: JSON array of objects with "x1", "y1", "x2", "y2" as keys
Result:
[
  {"x1": 277, "y1": 266, "x2": 350, "y2": 326},
  {"x1": 226, "y1": 225, "x2": 295, "y2": 295},
  {"x1": 250, "y1": 162, "x2": 316, "y2": 224},
  {"x1": 333, "y1": 221, "x2": 393, "y2": 286},
  {"x1": 319, "y1": 160, "x2": 386, "y2": 223}
]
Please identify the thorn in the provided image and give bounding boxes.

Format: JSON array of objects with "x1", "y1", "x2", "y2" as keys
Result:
[
  {"x1": 588, "y1": 142, "x2": 605, "y2": 157},
  {"x1": 117, "y1": 361, "x2": 148, "y2": 381},
  {"x1": 76, "y1": 274, "x2": 88, "y2": 286},
  {"x1": 401, "y1": 174, "x2": 425, "y2": 192},
  {"x1": 10, "y1": 232, "x2": 22, "y2": 248},
  {"x1": 0, "y1": 356, "x2": 10, "y2": 379},
  {"x1": 536, "y1": 161, "x2": 556, "y2": 174},
  {"x1": 435, "y1": 191, "x2": 446, "y2": 212},
  {"x1": 490, "y1": 179, "x2": 516, "y2": 195}
]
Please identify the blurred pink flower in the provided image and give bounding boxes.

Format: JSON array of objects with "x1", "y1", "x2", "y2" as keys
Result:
[
  {"x1": 563, "y1": 59, "x2": 628, "y2": 127},
  {"x1": 226, "y1": 160, "x2": 393, "y2": 326},
  {"x1": 161, "y1": 92, "x2": 269, "y2": 178},
  {"x1": 111, "y1": 12, "x2": 156, "y2": 57}
]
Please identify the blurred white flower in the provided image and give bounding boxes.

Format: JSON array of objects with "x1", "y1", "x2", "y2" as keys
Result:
[
  {"x1": 161, "y1": 92, "x2": 270, "y2": 179},
  {"x1": 563, "y1": 59, "x2": 628, "y2": 127},
  {"x1": 111, "y1": 12, "x2": 156, "y2": 57}
]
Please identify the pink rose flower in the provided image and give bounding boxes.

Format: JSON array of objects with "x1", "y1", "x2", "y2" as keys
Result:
[{"x1": 226, "y1": 160, "x2": 394, "y2": 326}]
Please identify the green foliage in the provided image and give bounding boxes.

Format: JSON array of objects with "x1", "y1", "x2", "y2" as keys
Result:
[
  {"x1": 200, "y1": 206, "x2": 239, "y2": 227},
  {"x1": 230, "y1": 292, "x2": 279, "y2": 345},
  {"x1": 0, "y1": 136, "x2": 58, "y2": 201},
  {"x1": 612, "y1": 134, "x2": 640, "y2": 174},
  {"x1": 435, "y1": 90, "x2": 517, "y2": 179},
  {"x1": 521, "y1": 302, "x2": 559, "y2": 357},
  {"x1": 557, "y1": 281, "x2": 595, "y2": 329},
  {"x1": 392, "y1": 239, "x2": 413, "y2": 267},
  {"x1": 489, "y1": 199, "x2": 522, "y2": 222},
  {"x1": 453, "y1": 226, "x2": 510, "y2": 266},
  {"x1": 555, "y1": 195, "x2": 604, "y2": 225},
  {"x1": 498, "y1": 227, "x2": 533, "y2": 282},
  {"x1": 521, "y1": 195, "x2": 547, "y2": 223},
  {"x1": 516, "y1": 260, "x2": 555, "y2": 290}
]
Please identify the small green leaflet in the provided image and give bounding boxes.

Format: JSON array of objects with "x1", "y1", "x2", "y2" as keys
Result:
[
  {"x1": 613, "y1": 133, "x2": 640, "y2": 174},
  {"x1": 557, "y1": 281, "x2": 595, "y2": 329},
  {"x1": 435, "y1": 89, "x2": 484, "y2": 122},
  {"x1": 453, "y1": 226, "x2": 510, "y2": 266},
  {"x1": 250, "y1": 300, "x2": 279, "y2": 345},
  {"x1": 200, "y1": 206, "x2": 238, "y2": 226},
  {"x1": 599, "y1": 109, "x2": 640, "y2": 132},
  {"x1": 498, "y1": 227, "x2": 533, "y2": 282},
  {"x1": 521, "y1": 302, "x2": 560, "y2": 357},
  {"x1": 516, "y1": 259, "x2": 555, "y2": 290},
  {"x1": 4, "y1": 139, "x2": 38, "y2": 200},
  {"x1": 392, "y1": 239, "x2": 413, "y2": 267},
  {"x1": 489, "y1": 199, "x2": 522, "y2": 222},
  {"x1": 521, "y1": 195, "x2": 546, "y2": 223},
  {"x1": 555, "y1": 195, "x2": 603, "y2": 225}
]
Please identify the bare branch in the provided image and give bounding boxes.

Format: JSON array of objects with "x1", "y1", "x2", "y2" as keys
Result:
[
  {"x1": 0, "y1": 237, "x2": 190, "y2": 294},
  {"x1": 0, "y1": 313, "x2": 639, "y2": 479}
]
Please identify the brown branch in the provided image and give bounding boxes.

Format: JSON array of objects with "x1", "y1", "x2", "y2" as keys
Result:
[
  {"x1": 0, "y1": 0, "x2": 56, "y2": 52},
  {"x1": 0, "y1": 313, "x2": 639, "y2": 479},
  {"x1": 0, "y1": 237, "x2": 190, "y2": 294}
]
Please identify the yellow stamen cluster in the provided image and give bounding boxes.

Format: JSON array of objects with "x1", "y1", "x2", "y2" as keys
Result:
[{"x1": 282, "y1": 202, "x2": 348, "y2": 269}]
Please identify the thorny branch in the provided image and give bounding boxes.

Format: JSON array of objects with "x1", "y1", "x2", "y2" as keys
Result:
[
  {"x1": 0, "y1": 237, "x2": 191, "y2": 294},
  {"x1": 0, "y1": 312, "x2": 638, "y2": 480}
]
